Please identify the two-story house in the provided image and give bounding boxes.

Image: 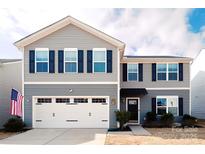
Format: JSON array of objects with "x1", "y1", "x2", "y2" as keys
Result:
[{"x1": 13, "y1": 16, "x2": 192, "y2": 129}]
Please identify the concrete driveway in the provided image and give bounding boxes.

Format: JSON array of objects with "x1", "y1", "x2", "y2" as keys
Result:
[{"x1": 0, "y1": 129, "x2": 107, "y2": 145}]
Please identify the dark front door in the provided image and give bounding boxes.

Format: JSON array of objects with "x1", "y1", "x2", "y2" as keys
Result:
[{"x1": 127, "y1": 99, "x2": 139, "y2": 121}]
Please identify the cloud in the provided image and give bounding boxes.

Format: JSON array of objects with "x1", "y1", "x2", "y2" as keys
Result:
[
  {"x1": 100, "y1": 9, "x2": 205, "y2": 57},
  {"x1": 0, "y1": 8, "x2": 205, "y2": 59}
]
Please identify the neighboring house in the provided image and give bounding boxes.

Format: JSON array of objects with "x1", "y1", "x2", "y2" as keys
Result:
[
  {"x1": 191, "y1": 49, "x2": 205, "y2": 119},
  {"x1": 0, "y1": 59, "x2": 22, "y2": 128},
  {"x1": 13, "y1": 16, "x2": 192, "y2": 128}
]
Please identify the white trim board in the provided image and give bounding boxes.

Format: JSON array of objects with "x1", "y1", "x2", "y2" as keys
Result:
[{"x1": 24, "y1": 82, "x2": 118, "y2": 84}]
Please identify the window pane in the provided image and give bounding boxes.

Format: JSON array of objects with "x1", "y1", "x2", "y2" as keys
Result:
[
  {"x1": 169, "y1": 73, "x2": 177, "y2": 80},
  {"x1": 158, "y1": 73, "x2": 166, "y2": 80},
  {"x1": 128, "y1": 73, "x2": 138, "y2": 81},
  {"x1": 36, "y1": 51, "x2": 48, "y2": 61},
  {"x1": 157, "y1": 98, "x2": 167, "y2": 106},
  {"x1": 94, "y1": 62, "x2": 105, "y2": 72},
  {"x1": 168, "y1": 107, "x2": 177, "y2": 115},
  {"x1": 37, "y1": 62, "x2": 48, "y2": 72},
  {"x1": 168, "y1": 64, "x2": 178, "y2": 72},
  {"x1": 128, "y1": 64, "x2": 138, "y2": 73},
  {"x1": 94, "y1": 51, "x2": 105, "y2": 61},
  {"x1": 65, "y1": 62, "x2": 77, "y2": 72},
  {"x1": 168, "y1": 97, "x2": 178, "y2": 107},
  {"x1": 157, "y1": 107, "x2": 166, "y2": 115},
  {"x1": 65, "y1": 51, "x2": 77, "y2": 61},
  {"x1": 157, "y1": 64, "x2": 166, "y2": 72}
]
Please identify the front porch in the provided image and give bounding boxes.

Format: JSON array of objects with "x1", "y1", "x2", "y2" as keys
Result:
[{"x1": 120, "y1": 88, "x2": 148, "y2": 125}]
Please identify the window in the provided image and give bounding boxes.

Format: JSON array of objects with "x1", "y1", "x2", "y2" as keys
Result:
[
  {"x1": 56, "y1": 98, "x2": 70, "y2": 103},
  {"x1": 127, "y1": 64, "x2": 138, "y2": 81},
  {"x1": 156, "y1": 96, "x2": 178, "y2": 116},
  {"x1": 37, "y1": 98, "x2": 52, "y2": 103},
  {"x1": 168, "y1": 64, "x2": 178, "y2": 80},
  {"x1": 157, "y1": 64, "x2": 167, "y2": 80},
  {"x1": 92, "y1": 98, "x2": 106, "y2": 103},
  {"x1": 74, "y1": 98, "x2": 88, "y2": 103},
  {"x1": 157, "y1": 63, "x2": 178, "y2": 81},
  {"x1": 64, "y1": 48, "x2": 78, "y2": 73},
  {"x1": 93, "y1": 49, "x2": 106, "y2": 72},
  {"x1": 35, "y1": 49, "x2": 49, "y2": 72}
]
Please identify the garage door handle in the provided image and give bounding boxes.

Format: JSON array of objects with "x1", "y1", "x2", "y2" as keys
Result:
[
  {"x1": 52, "y1": 113, "x2": 55, "y2": 117},
  {"x1": 88, "y1": 112, "x2": 91, "y2": 116}
]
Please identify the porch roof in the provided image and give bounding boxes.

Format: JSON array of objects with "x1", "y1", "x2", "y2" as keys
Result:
[{"x1": 120, "y1": 88, "x2": 148, "y2": 97}]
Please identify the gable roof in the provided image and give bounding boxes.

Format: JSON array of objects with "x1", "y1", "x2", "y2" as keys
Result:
[{"x1": 14, "y1": 16, "x2": 125, "y2": 51}]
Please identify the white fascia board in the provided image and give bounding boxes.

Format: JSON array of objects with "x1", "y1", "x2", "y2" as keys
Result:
[{"x1": 24, "y1": 82, "x2": 118, "y2": 84}]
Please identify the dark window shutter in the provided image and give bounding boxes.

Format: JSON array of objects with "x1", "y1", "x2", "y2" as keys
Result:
[
  {"x1": 58, "y1": 50, "x2": 64, "y2": 73},
  {"x1": 123, "y1": 63, "x2": 127, "y2": 81},
  {"x1": 179, "y1": 63, "x2": 183, "y2": 81},
  {"x1": 78, "y1": 50, "x2": 84, "y2": 73},
  {"x1": 49, "y1": 50, "x2": 55, "y2": 73},
  {"x1": 29, "y1": 50, "x2": 35, "y2": 73},
  {"x1": 152, "y1": 98, "x2": 156, "y2": 113},
  {"x1": 87, "y1": 50, "x2": 93, "y2": 73},
  {"x1": 152, "y1": 63, "x2": 156, "y2": 81},
  {"x1": 107, "y1": 50, "x2": 112, "y2": 73},
  {"x1": 139, "y1": 63, "x2": 143, "y2": 81},
  {"x1": 179, "y1": 97, "x2": 183, "y2": 116}
]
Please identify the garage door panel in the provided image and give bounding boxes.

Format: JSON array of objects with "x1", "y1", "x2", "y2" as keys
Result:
[{"x1": 33, "y1": 97, "x2": 109, "y2": 128}]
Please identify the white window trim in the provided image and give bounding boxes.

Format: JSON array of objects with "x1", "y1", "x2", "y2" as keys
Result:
[
  {"x1": 127, "y1": 63, "x2": 138, "y2": 81},
  {"x1": 64, "y1": 48, "x2": 78, "y2": 73},
  {"x1": 92, "y1": 48, "x2": 107, "y2": 73},
  {"x1": 35, "y1": 48, "x2": 49, "y2": 73},
  {"x1": 156, "y1": 63, "x2": 179, "y2": 81},
  {"x1": 156, "y1": 96, "x2": 179, "y2": 116}
]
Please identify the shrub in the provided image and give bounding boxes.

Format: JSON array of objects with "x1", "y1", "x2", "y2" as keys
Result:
[
  {"x1": 160, "y1": 113, "x2": 174, "y2": 127},
  {"x1": 115, "y1": 111, "x2": 131, "y2": 130},
  {"x1": 146, "y1": 112, "x2": 157, "y2": 122},
  {"x1": 3, "y1": 116, "x2": 25, "y2": 132},
  {"x1": 182, "y1": 114, "x2": 197, "y2": 127}
]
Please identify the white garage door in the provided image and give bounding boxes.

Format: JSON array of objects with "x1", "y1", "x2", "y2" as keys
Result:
[{"x1": 33, "y1": 96, "x2": 109, "y2": 128}]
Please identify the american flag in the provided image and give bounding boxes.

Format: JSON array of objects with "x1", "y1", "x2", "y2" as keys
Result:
[{"x1": 10, "y1": 89, "x2": 24, "y2": 117}]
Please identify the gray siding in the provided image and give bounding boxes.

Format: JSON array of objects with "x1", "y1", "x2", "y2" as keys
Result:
[
  {"x1": 120, "y1": 63, "x2": 190, "y2": 88},
  {"x1": 120, "y1": 90, "x2": 190, "y2": 123},
  {"x1": 24, "y1": 84, "x2": 118, "y2": 128},
  {"x1": 0, "y1": 62, "x2": 22, "y2": 128},
  {"x1": 24, "y1": 24, "x2": 118, "y2": 82},
  {"x1": 191, "y1": 71, "x2": 205, "y2": 119}
]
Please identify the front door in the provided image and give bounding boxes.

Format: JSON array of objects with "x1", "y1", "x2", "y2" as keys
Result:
[{"x1": 127, "y1": 98, "x2": 139, "y2": 122}]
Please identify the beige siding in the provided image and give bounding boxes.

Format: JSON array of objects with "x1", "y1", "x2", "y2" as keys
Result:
[
  {"x1": 0, "y1": 62, "x2": 22, "y2": 127},
  {"x1": 120, "y1": 63, "x2": 190, "y2": 88},
  {"x1": 24, "y1": 24, "x2": 118, "y2": 82}
]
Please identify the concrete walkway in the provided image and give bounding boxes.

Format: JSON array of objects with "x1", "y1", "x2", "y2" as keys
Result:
[
  {"x1": 129, "y1": 126, "x2": 151, "y2": 136},
  {"x1": 0, "y1": 129, "x2": 107, "y2": 145}
]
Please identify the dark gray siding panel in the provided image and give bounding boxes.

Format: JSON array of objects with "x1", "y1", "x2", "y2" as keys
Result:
[
  {"x1": 24, "y1": 84, "x2": 118, "y2": 128},
  {"x1": 120, "y1": 90, "x2": 190, "y2": 124}
]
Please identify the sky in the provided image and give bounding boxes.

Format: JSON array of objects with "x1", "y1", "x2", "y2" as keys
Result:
[{"x1": 0, "y1": 8, "x2": 205, "y2": 59}]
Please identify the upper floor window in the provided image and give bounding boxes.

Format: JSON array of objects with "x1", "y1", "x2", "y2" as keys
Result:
[
  {"x1": 156, "y1": 96, "x2": 178, "y2": 116},
  {"x1": 35, "y1": 48, "x2": 49, "y2": 73},
  {"x1": 64, "y1": 48, "x2": 78, "y2": 73},
  {"x1": 93, "y1": 48, "x2": 106, "y2": 73},
  {"x1": 168, "y1": 64, "x2": 178, "y2": 80},
  {"x1": 157, "y1": 64, "x2": 167, "y2": 80},
  {"x1": 127, "y1": 64, "x2": 138, "y2": 81},
  {"x1": 157, "y1": 63, "x2": 178, "y2": 81}
]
